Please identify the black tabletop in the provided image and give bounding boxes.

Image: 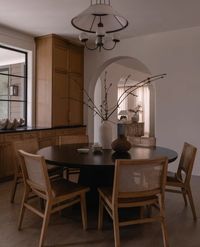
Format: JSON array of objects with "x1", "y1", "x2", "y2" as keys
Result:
[{"x1": 37, "y1": 144, "x2": 178, "y2": 168}]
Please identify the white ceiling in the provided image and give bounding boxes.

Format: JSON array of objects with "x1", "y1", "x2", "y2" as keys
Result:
[{"x1": 1, "y1": 0, "x2": 200, "y2": 41}]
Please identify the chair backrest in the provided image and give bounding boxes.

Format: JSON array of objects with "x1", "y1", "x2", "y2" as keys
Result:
[
  {"x1": 18, "y1": 150, "x2": 51, "y2": 195},
  {"x1": 12, "y1": 138, "x2": 39, "y2": 173},
  {"x1": 177, "y1": 142, "x2": 197, "y2": 184},
  {"x1": 59, "y1": 135, "x2": 89, "y2": 145},
  {"x1": 112, "y1": 157, "x2": 168, "y2": 203}
]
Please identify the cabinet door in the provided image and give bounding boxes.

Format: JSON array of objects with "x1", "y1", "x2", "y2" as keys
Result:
[
  {"x1": 69, "y1": 46, "x2": 83, "y2": 74},
  {"x1": 69, "y1": 73, "x2": 83, "y2": 125},
  {"x1": 54, "y1": 45, "x2": 69, "y2": 72},
  {"x1": 52, "y1": 72, "x2": 69, "y2": 126}
]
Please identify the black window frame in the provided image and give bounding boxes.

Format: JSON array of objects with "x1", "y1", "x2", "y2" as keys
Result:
[{"x1": 0, "y1": 45, "x2": 28, "y2": 126}]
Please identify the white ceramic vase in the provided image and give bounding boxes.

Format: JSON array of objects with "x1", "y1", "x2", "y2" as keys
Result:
[{"x1": 99, "y1": 121, "x2": 112, "y2": 149}]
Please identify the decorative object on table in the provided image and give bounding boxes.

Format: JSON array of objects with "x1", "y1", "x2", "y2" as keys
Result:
[
  {"x1": 99, "y1": 120, "x2": 113, "y2": 149},
  {"x1": 70, "y1": 72, "x2": 166, "y2": 149},
  {"x1": 111, "y1": 134, "x2": 131, "y2": 153},
  {"x1": 0, "y1": 118, "x2": 25, "y2": 130},
  {"x1": 111, "y1": 151, "x2": 131, "y2": 161},
  {"x1": 92, "y1": 143, "x2": 103, "y2": 154},
  {"x1": 71, "y1": 0, "x2": 128, "y2": 52},
  {"x1": 0, "y1": 118, "x2": 8, "y2": 130},
  {"x1": 77, "y1": 148, "x2": 90, "y2": 154},
  {"x1": 117, "y1": 123, "x2": 126, "y2": 136},
  {"x1": 129, "y1": 104, "x2": 142, "y2": 123},
  {"x1": 118, "y1": 110, "x2": 128, "y2": 122}
]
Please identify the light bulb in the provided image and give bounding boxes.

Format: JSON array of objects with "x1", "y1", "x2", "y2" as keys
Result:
[
  {"x1": 79, "y1": 32, "x2": 89, "y2": 42},
  {"x1": 112, "y1": 33, "x2": 120, "y2": 43}
]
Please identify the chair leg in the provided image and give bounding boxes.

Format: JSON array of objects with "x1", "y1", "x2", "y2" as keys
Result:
[
  {"x1": 18, "y1": 187, "x2": 30, "y2": 230},
  {"x1": 181, "y1": 188, "x2": 188, "y2": 206},
  {"x1": 98, "y1": 196, "x2": 104, "y2": 230},
  {"x1": 113, "y1": 208, "x2": 120, "y2": 247},
  {"x1": 158, "y1": 197, "x2": 169, "y2": 247},
  {"x1": 160, "y1": 219, "x2": 169, "y2": 247},
  {"x1": 10, "y1": 176, "x2": 19, "y2": 203},
  {"x1": 38, "y1": 200, "x2": 52, "y2": 247},
  {"x1": 80, "y1": 193, "x2": 88, "y2": 230},
  {"x1": 187, "y1": 186, "x2": 197, "y2": 220}
]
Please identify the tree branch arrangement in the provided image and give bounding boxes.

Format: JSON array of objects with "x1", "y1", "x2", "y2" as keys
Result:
[{"x1": 70, "y1": 72, "x2": 166, "y2": 121}]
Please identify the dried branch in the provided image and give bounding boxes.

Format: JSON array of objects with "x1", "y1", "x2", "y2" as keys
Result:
[
  {"x1": 106, "y1": 73, "x2": 166, "y2": 119},
  {"x1": 69, "y1": 72, "x2": 166, "y2": 121}
]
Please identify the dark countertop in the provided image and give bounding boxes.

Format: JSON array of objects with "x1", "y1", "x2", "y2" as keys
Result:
[{"x1": 0, "y1": 125, "x2": 86, "y2": 134}]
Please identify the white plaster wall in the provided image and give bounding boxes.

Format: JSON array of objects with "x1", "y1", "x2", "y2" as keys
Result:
[
  {"x1": 94, "y1": 78, "x2": 102, "y2": 143},
  {"x1": 85, "y1": 26, "x2": 200, "y2": 175},
  {"x1": 0, "y1": 25, "x2": 35, "y2": 126}
]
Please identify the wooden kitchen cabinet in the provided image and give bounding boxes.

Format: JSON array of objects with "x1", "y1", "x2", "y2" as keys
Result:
[
  {"x1": 0, "y1": 126, "x2": 86, "y2": 181},
  {"x1": 36, "y1": 34, "x2": 84, "y2": 127},
  {"x1": 69, "y1": 73, "x2": 83, "y2": 125}
]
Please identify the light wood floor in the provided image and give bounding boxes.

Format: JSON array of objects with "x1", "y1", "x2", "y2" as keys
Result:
[{"x1": 0, "y1": 177, "x2": 200, "y2": 247}]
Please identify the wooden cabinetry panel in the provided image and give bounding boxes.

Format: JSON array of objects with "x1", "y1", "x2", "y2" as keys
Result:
[
  {"x1": 0, "y1": 127, "x2": 86, "y2": 180},
  {"x1": 36, "y1": 36, "x2": 53, "y2": 127},
  {"x1": 4, "y1": 133, "x2": 23, "y2": 142},
  {"x1": 52, "y1": 72, "x2": 69, "y2": 126},
  {"x1": 39, "y1": 130, "x2": 56, "y2": 138},
  {"x1": 39, "y1": 137, "x2": 57, "y2": 148},
  {"x1": 55, "y1": 127, "x2": 86, "y2": 136},
  {"x1": 54, "y1": 45, "x2": 69, "y2": 72},
  {"x1": 69, "y1": 73, "x2": 83, "y2": 125},
  {"x1": 69, "y1": 46, "x2": 83, "y2": 74},
  {"x1": 36, "y1": 34, "x2": 84, "y2": 127},
  {"x1": 0, "y1": 142, "x2": 14, "y2": 179}
]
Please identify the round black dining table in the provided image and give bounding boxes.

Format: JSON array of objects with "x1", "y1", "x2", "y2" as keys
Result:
[
  {"x1": 38, "y1": 144, "x2": 177, "y2": 206},
  {"x1": 37, "y1": 143, "x2": 177, "y2": 168}
]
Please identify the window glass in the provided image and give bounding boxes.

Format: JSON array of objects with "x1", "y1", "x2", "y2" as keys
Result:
[{"x1": 0, "y1": 46, "x2": 27, "y2": 125}]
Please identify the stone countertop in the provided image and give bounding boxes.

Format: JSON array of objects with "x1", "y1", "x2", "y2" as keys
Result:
[{"x1": 0, "y1": 125, "x2": 86, "y2": 134}]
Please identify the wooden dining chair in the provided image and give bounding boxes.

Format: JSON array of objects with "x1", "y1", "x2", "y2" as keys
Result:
[
  {"x1": 18, "y1": 150, "x2": 90, "y2": 247},
  {"x1": 10, "y1": 138, "x2": 63, "y2": 203},
  {"x1": 59, "y1": 135, "x2": 89, "y2": 180},
  {"x1": 166, "y1": 142, "x2": 197, "y2": 220},
  {"x1": 98, "y1": 157, "x2": 169, "y2": 247}
]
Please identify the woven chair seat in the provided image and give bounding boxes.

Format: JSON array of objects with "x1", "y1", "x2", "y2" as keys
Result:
[
  {"x1": 51, "y1": 179, "x2": 89, "y2": 197},
  {"x1": 99, "y1": 187, "x2": 158, "y2": 205}
]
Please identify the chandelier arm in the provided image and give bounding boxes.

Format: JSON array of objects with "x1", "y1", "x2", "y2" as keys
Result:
[
  {"x1": 84, "y1": 41, "x2": 99, "y2": 51},
  {"x1": 102, "y1": 41, "x2": 117, "y2": 51}
]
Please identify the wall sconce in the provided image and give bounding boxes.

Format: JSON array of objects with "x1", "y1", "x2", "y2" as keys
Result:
[{"x1": 9, "y1": 85, "x2": 19, "y2": 96}]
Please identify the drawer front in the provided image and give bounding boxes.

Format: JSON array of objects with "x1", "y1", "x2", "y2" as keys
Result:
[
  {"x1": 39, "y1": 130, "x2": 56, "y2": 138},
  {"x1": 0, "y1": 134, "x2": 5, "y2": 142},
  {"x1": 23, "y1": 131, "x2": 39, "y2": 139},
  {"x1": 0, "y1": 142, "x2": 14, "y2": 179},
  {"x1": 4, "y1": 133, "x2": 23, "y2": 142},
  {"x1": 56, "y1": 127, "x2": 86, "y2": 136}
]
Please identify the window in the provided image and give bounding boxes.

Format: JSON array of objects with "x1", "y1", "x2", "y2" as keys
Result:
[{"x1": 0, "y1": 45, "x2": 27, "y2": 125}]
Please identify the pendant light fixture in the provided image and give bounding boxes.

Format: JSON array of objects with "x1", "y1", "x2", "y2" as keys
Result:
[{"x1": 71, "y1": 0, "x2": 128, "y2": 51}]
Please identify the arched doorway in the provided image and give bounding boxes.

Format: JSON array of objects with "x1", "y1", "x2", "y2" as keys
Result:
[{"x1": 86, "y1": 56, "x2": 155, "y2": 143}]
